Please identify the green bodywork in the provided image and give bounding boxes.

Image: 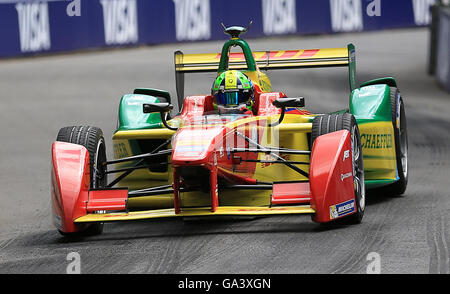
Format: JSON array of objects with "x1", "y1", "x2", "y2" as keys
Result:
[
  {"x1": 350, "y1": 82, "x2": 399, "y2": 189},
  {"x1": 326, "y1": 81, "x2": 399, "y2": 189},
  {"x1": 350, "y1": 84, "x2": 392, "y2": 122},
  {"x1": 218, "y1": 38, "x2": 257, "y2": 73},
  {"x1": 117, "y1": 88, "x2": 171, "y2": 131}
]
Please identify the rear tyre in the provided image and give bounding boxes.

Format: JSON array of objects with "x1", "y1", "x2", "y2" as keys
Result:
[
  {"x1": 56, "y1": 126, "x2": 108, "y2": 236},
  {"x1": 312, "y1": 113, "x2": 365, "y2": 224}
]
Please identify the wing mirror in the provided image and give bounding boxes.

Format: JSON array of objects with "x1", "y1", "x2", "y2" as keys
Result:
[
  {"x1": 143, "y1": 102, "x2": 173, "y2": 114},
  {"x1": 269, "y1": 97, "x2": 305, "y2": 127},
  {"x1": 273, "y1": 97, "x2": 305, "y2": 108},
  {"x1": 143, "y1": 103, "x2": 178, "y2": 130}
]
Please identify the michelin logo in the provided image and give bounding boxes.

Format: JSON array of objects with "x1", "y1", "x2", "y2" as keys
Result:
[{"x1": 330, "y1": 199, "x2": 355, "y2": 219}]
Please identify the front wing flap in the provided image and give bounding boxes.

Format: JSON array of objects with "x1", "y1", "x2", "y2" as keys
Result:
[{"x1": 74, "y1": 205, "x2": 315, "y2": 223}]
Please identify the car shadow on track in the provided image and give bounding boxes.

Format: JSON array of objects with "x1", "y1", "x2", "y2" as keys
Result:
[
  {"x1": 27, "y1": 191, "x2": 407, "y2": 245},
  {"x1": 45, "y1": 217, "x2": 357, "y2": 244}
]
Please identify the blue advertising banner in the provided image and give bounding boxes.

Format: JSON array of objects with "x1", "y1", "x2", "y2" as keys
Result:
[{"x1": 0, "y1": 0, "x2": 437, "y2": 58}]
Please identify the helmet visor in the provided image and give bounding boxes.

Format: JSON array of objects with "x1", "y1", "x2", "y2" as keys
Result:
[{"x1": 216, "y1": 90, "x2": 250, "y2": 106}]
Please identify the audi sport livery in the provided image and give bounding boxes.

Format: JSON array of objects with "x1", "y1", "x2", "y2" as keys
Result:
[{"x1": 51, "y1": 25, "x2": 408, "y2": 236}]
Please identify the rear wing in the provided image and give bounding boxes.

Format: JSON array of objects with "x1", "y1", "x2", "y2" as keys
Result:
[{"x1": 174, "y1": 44, "x2": 356, "y2": 110}]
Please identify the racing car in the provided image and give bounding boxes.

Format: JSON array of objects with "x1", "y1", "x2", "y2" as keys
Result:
[{"x1": 51, "y1": 24, "x2": 408, "y2": 236}]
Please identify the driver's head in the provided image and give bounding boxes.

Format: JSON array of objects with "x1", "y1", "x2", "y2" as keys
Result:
[{"x1": 211, "y1": 70, "x2": 254, "y2": 113}]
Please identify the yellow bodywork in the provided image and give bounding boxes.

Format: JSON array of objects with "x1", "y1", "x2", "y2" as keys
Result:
[
  {"x1": 175, "y1": 48, "x2": 349, "y2": 72},
  {"x1": 358, "y1": 121, "x2": 397, "y2": 180},
  {"x1": 74, "y1": 205, "x2": 315, "y2": 223}
]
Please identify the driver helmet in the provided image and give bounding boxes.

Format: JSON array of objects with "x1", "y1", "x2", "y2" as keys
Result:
[{"x1": 211, "y1": 70, "x2": 254, "y2": 114}]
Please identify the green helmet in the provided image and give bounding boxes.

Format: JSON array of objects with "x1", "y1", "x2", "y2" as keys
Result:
[{"x1": 211, "y1": 70, "x2": 254, "y2": 108}]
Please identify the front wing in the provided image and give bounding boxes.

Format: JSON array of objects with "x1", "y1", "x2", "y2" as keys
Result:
[{"x1": 74, "y1": 206, "x2": 315, "y2": 223}]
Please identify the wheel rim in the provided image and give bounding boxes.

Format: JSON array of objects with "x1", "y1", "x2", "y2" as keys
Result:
[
  {"x1": 398, "y1": 100, "x2": 408, "y2": 180},
  {"x1": 351, "y1": 125, "x2": 365, "y2": 212},
  {"x1": 93, "y1": 138, "x2": 107, "y2": 220},
  {"x1": 93, "y1": 138, "x2": 107, "y2": 188}
]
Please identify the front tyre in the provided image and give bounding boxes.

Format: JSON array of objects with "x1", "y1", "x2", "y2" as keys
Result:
[
  {"x1": 312, "y1": 113, "x2": 365, "y2": 224},
  {"x1": 56, "y1": 126, "x2": 108, "y2": 236}
]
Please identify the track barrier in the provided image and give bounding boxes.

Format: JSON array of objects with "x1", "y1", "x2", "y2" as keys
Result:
[{"x1": 0, "y1": 0, "x2": 440, "y2": 58}]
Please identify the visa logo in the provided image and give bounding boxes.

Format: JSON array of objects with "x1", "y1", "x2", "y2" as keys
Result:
[
  {"x1": 100, "y1": 0, "x2": 139, "y2": 45},
  {"x1": 173, "y1": 0, "x2": 211, "y2": 41},
  {"x1": 330, "y1": 0, "x2": 364, "y2": 32},
  {"x1": 262, "y1": 0, "x2": 297, "y2": 35},
  {"x1": 15, "y1": 2, "x2": 51, "y2": 53}
]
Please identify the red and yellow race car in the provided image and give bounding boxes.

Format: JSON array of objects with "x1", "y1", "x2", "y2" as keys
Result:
[{"x1": 51, "y1": 25, "x2": 408, "y2": 236}]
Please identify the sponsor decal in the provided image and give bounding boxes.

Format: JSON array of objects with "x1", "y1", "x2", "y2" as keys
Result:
[
  {"x1": 260, "y1": 154, "x2": 290, "y2": 168},
  {"x1": 341, "y1": 171, "x2": 353, "y2": 181},
  {"x1": 262, "y1": 0, "x2": 297, "y2": 35},
  {"x1": 100, "y1": 0, "x2": 139, "y2": 45},
  {"x1": 175, "y1": 145, "x2": 208, "y2": 153},
  {"x1": 343, "y1": 149, "x2": 350, "y2": 161},
  {"x1": 350, "y1": 49, "x2": 356, "y2": 62},
  {"x1": 330, "y1": 0, "x2": 364, "y2": 32},
  {"x1": 113, "y1": 142, "x2": 129, "y2": 158},
  {"x1": 15, "y1": 2, "x2": 51, "y2": 53},
  {"x1": 329, "y1": 199, "x2": 355, "y2": 219},
  {"x1": 360, "y1": 133, "x2": 393, "y2": 149},
  {"x1": 173, "y1": 0, "x2": 211, "y2": 41}
]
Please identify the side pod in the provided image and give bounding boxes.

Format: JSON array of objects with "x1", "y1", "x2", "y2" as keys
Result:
[
  {"x1": 309, "y1": 130, "x2": 356, "y2": 223},
  {"x1": 51, "y1": 142, "x2": 90, "y2": 233}
]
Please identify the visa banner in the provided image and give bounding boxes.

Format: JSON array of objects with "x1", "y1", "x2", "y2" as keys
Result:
[{"x1": 0, "y1": 0, "x2": 436, "y2": 58}]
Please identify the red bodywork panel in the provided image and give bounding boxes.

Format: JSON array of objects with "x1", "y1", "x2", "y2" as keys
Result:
[
  {"x1": 271, "y1": 182, "x2": 311, "y2": 205},
  {"x1": 51, "y1": 142, "x2": 91, "y2": 233},
  {"x1": 86, "y1": 189, "x2": 128, "y2": 212},
  {"x1": 179, "y1": 95, "x2": 215, "y2": 119},
  {"x1": 51, "y1": 142, "x2": 128, "y2": 233},
  {"x1": 256, "y1": 92, "x2": 284, "y2": 116},
  {"x1": 309, "y1": 130, "x2": 356, "y2": 223}
]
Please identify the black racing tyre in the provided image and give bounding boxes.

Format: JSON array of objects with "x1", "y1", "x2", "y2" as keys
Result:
[
  {"x1": 311, "y1": 113, "x2": 365, "y2": 224},
  {"x1": 383, "y1": 87, "x2": 408, "y2": 196},
  {"x1": 56, "y1": 126, "x2": 108, "y2": 236}
]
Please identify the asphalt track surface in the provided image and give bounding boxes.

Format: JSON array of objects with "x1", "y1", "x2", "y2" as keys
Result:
[{"x1": 1, "y1": 28, "x2": 449, "y2": 274}]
